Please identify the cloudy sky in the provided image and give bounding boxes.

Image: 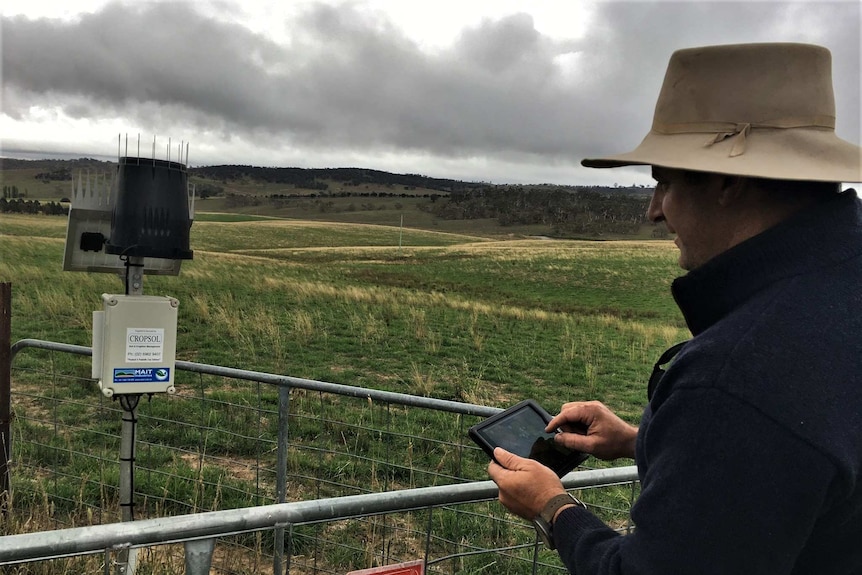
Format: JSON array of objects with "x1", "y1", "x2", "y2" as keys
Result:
[{"x1": 1, "y1": 0, "x2": 860, "y2": 186}]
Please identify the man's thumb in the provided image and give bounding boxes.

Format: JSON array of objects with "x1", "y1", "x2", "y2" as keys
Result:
[{"x1": 493, "y1": 447, "x2": 515, "y2": 467}]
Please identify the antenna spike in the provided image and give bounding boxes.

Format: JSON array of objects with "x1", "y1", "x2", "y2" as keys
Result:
[{"x1": 189, "y1": 182, "x2": 196, "y2": 218}]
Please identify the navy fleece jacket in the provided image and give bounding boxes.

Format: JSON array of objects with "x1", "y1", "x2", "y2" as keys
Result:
[{"x1": 553, "y1": 190, "x2": 862, "y2": 574}]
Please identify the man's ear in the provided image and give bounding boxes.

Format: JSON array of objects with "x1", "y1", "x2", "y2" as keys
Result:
[{"x1": 717, "y1": 176, "x2": 745, "y2": 207}]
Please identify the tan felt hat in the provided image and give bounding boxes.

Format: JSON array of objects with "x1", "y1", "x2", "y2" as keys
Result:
[{"x1": 582, "y1": 43, "x2": 862, "y2": 183}]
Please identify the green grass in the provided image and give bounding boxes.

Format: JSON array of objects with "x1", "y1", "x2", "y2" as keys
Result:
[
  {"x1": 192, "y1": 218, "x2": 483, "y2": 251},
  {"x1": 1, "y1": 211, "x2": 688, "y2": 573},
  {"x1": 1, "y1": 214, "x2": 685, "y2": 406},
  {"x1": 195, "y1": 212, "x2": 282, "y2": 223},
  {"x1": 2, "y1": 211, "x2": 686, "y2": 444}
]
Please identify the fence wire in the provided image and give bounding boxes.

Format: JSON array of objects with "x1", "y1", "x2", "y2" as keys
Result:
[{"x1": 5, "y1": 341, "x2": 639, "y2": 574}]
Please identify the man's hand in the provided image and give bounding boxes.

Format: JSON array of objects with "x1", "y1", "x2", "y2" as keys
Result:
[
  {"x1": 488, "y1": 447, "x2": 566, "y2": 520},
  {"x1": 547, "y1": 401, "x2": 638, "y2": 460}
]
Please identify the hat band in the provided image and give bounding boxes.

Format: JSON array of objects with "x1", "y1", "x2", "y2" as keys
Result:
[{"x1": 653, "y1": 115, "x2": 836, "y2": 157}]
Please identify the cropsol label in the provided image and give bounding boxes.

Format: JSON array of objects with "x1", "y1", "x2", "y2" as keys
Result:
[{"x1": 125, "y1": 327, "x2": 165, "y2": 362}]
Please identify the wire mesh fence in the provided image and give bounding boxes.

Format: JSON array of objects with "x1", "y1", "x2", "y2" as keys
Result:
[{"x1": 5, "y1": 340, "x2": 639, "y2": 574}]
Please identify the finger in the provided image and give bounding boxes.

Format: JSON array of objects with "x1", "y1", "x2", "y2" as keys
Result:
[
  {"x1": 559, "y1": 401, "x2": 583, "y2": 412},
  {"x1": 492, "y1": 447, "x2": 517, "y2": 468},
  {"x1": 546, "y1": 408, "x2": 588, "y2": 432},
  {"x1": 555, "y1": 430, "x2": 596, "y2": 453},
  {"x1": 495, "y1": 447, "x2": 539, "y2": 471},
  {"x1": 546, "y1": 411, "x2": 572, "y2": 431},
  {"x1": 487, "y1": 449, "x2": 512, "y2": 482},
  {"x1": 487, "y1": 459, "x2": 502, "y2": 482}
]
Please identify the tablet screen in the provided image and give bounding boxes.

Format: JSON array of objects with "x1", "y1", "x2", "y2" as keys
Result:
[
  {"x1": 477, "y1": 403, "x2": 557, "y2": 459},
  {"x1": 469, "y1": 400, "x2": 587, "y2": 475}
]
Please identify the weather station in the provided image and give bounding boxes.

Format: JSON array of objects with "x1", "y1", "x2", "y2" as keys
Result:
[
  {"x1": 63, "y1": 134, "x2": 195, "y2": 574},
  {"x1": 64, "y1": 135, "x2": 194, "y2": 397}
]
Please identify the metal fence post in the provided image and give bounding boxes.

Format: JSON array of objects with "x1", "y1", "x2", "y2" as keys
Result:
[
  {"x1": 185, "y1": 538, "x2": 216, "y2": 574},
  {"x1": 0, "y1": 283, "x2": 11, "y2": 517},
  {"x1": 274, "y1": 384, "x2": 291, "y2": 575}
]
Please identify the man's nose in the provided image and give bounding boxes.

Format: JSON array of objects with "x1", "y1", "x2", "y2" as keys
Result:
[{"x1": 647, "y1": 191, "x2": 665, "y2": 223}]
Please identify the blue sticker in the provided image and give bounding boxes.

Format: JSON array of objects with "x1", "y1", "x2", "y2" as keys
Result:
[{"x1": 113, "y1": 368, "x2": 171, "y2": 383}]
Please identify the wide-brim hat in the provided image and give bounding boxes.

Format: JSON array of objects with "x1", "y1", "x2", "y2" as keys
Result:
[{"x1": 582, "y1": 43, "x2": 862, "y2": 183}]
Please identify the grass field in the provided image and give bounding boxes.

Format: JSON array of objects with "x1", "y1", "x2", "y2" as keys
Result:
[
  {"x1": 0, "y1": 211, "x2": 688, "y2": 573},
  {"x1": 1, "y1": 212, "x2": 685, "y2": 414}
]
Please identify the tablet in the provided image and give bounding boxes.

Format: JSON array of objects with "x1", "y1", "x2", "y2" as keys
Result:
[{"x1": 468, "y1": 399, "x2": 588, "y2": 477}]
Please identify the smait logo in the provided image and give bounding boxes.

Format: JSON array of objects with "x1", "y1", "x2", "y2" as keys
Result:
[{"x1": 112, "y1": 368, "x2": 169, "y2": 384}]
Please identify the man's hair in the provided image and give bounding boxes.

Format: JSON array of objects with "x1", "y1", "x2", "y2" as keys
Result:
[
  {"x1": 680, "y1": 169, "x2": 841, "y2": 204},
  {"x1": 748, "y1": 178, "x2": 841, "y2": 199}
]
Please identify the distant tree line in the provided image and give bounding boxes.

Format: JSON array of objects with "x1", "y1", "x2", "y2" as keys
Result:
[
  {"x1": 423, "y1": 186, "x2": 651, "y2": 236},
  {"x1": 222, "y1": 190, "x2": 443, "y2": 210},
  {"x1": 0, "y1": 198, "x2": 68, "y2": 215},
  {"x1": 265, "y1": 191, "x2": 443, "y2": 200},
  {"x1": 1, "y1": 158, "x2": 112, "y2": 171},
  {"x1": 1, "y1": 159, "x2": 658, "y2": 235},
  {"x1": 35, "y1": 168, "x2": 72, "y2": 182},
  {"x1": 195, "y1": 182, "x2": 225, "y2": 199},
  {"x1": 190, "y1": 165, "x2": 486, "y2": 193}
]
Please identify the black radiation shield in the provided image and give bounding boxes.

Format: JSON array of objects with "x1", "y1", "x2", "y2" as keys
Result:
[{"x1": 469, "y1": 400, "x2": 588, "y2": 477}]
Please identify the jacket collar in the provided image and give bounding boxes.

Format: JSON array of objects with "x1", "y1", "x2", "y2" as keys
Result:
[{"x1": 671, "y1": 190, "x2": 862, "y2": 335}]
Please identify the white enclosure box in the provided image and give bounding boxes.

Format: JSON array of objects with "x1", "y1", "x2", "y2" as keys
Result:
[{"x1": 92, "y1": 294, "x2": 179, "y2": 397}]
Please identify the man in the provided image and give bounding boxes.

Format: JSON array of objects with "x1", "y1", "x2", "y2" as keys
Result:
[{"x1": 488, "y1": 43, "x2": 862, "y2": 574}]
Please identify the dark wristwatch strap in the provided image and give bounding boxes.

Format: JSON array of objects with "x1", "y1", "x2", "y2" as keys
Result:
[{"x1": 540, "y1": 492, "x2": 586, "y2": 525}]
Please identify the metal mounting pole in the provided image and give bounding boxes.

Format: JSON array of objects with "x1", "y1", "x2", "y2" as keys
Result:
[
  {"x1": 114, "y1": 257, "x2": 145, "y2": 575},
  {"x1": 114, "y1": 395, "x2": 140, "y2": 575}
]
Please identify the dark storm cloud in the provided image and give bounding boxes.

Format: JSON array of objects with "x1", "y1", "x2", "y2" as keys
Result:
[
  {"x1": 1, "y1": 1, "x2": 859, "y2": 169},
  {"x1": 577, "y1": 1, "x2": 861, "y2": 154},
  {"x1": 1, "y1": 3, "x2": 289, "y2": 126}
]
